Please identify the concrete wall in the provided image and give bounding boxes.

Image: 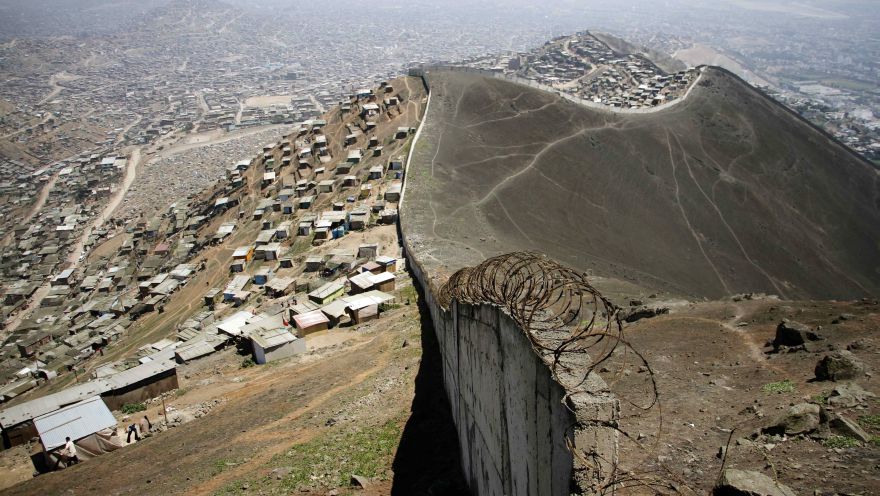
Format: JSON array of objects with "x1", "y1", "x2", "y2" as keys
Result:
[{"x1": 399, "y1": 73, "x2": 617, "y2": 494}]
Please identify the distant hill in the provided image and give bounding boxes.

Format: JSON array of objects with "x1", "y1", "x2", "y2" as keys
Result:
[
  {"x1": 403, "y1": 67, "x2": 880, "y2": 299},
  {"x1": 591, "y1": 31, "x2": 687, "y2": 74}
]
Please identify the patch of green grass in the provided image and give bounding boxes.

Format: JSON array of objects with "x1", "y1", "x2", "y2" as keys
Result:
[
  {"x1": 858, "y1": 415, "x2": 880, "y2": 430},
  {"x1": 822, "y1": 436, "x2": 860, "y2": 449},
  {"x1": 397, "y1": 284, "x2": 418, "y2": 304},
  {"x1": 241, "y1": 357, "x2": 255, "y2": 368},
  {"x1": 212, "y1": 458, "x2": 237, "y2": 477},
  {"x1": 120, "y1": 402, "x2": 146, "y2": 414},
  {"x1": 270, "y1": 419, "x2": 403, "y2": 491},
  {"x1": 812, "y1": 391, "x2": 830, "y2": 405},
  {"x1": 175, "y1": 388, "x2": 189, "y2": 397},
  {"x1": 761, "y1": 380, "x2": 795, "y2": 394}
]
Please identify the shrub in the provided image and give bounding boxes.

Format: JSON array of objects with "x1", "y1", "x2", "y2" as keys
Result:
[
  {"x1": 121, "y1": 402, "x2": 146, "y2": 414},
  {"x1": 822, "y1": 436, "x2": 860, "y2": 449},
  {"x1": 761, "y1": 380, "x2": 795, "y2": 394},
  {"x1": 241, "y1": 357, "x2": 255, "y2": 368},
  {"x1": 858, "y1": 415, "x2": 880, "y2": 430}
]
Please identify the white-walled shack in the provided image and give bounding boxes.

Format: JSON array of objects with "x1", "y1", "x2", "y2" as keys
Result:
[
  {"x1": 32, "y1": 396, "x2": 122, "y2": 471},
  {"x1": 0, "y1": 380, "x2": 110, "y2": 448},
  {"x1": 251, "y1": 328, "x2": 306, "y2": 364}
]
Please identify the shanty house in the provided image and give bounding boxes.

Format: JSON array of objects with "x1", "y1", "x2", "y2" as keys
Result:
[
  {"x1": 308, "y1": 281, "x2": 345, "y2": 305},
  {"x1": 251, "y1": 328, "x2": 306, "y2": 364},
  {"x1": 292, "y1": 310, "x2": 329, "y2": 335},
  {"x1": 33, "y1": 396, "x2": 121, "y2": 472}
]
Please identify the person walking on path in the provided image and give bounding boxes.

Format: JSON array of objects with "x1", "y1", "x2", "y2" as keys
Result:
[{"x1": 126, "y1": 423, "x2": 140, "y2": 443}]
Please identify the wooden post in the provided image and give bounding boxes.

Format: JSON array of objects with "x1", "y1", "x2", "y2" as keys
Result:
[{"x1": 161, "y1": 395, "x2": 168, "y2": 423}]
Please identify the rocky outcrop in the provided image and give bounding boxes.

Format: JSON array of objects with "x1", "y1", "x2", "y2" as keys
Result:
[
  {"x1": 772, "y1": 320, "x2": 822, "y2": 351},
  {"x1": 815, "y1": 350, "x2": 865, "y2": 381}
]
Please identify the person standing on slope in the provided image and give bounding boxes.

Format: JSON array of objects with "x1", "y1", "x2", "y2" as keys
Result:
[{"x1": 63, "y1": 436, "x2": 79, "y2": 465}]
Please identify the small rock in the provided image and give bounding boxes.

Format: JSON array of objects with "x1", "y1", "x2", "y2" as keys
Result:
[
  {"x1": 714, "y1": 468, "x2": 797, "y2": 496},
  {"x1": 847, "y1": 338, "x2": 870, "y2": 351},
  {"x1": 350, "y1": 474, "x2": 371, "y2": 488},
  {"x1": 815, "y1": 350, "x2": 865, "y2": 381},
  {"x1": 271, "y1": 466, "x2": 293, "y2": 480}
]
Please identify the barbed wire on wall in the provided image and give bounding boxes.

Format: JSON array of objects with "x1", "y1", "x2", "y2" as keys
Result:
[{"x1": 436, "y1": 251, "x2": 694, "y2": 494}]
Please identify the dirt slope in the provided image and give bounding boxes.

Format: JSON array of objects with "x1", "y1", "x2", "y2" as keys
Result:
[{"x1": 403, "y1": 68, "x2": 880, "y2": 300}]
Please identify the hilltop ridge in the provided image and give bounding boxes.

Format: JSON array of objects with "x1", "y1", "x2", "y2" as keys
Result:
[{"x1": 403, "y1": 66, "x2": 880, "y2": 300}]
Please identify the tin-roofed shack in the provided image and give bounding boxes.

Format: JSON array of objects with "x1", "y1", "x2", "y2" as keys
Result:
[
  {"x1": 292, "y1": 310, "x2": 329, "y2": 335},
  {"x1": 32, "y1": 396, "x2": 122, "y2": 472},
  {"x1": 99, "y1": 359, "x2": 179, "y2": 411},
  {"x1": 251, "y1": 328, "x2": 306, "y2": 364}
]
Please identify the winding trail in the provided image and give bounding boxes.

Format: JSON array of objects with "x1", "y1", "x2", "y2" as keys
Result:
[{"x1": 672, "y1": 132, "x2": 785, "y2": 297}]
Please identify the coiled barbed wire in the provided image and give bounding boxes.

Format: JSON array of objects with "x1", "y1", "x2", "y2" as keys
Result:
[
  {"x1": 437, "y1": 252, "x2": 690, "y2": 494},
  {"x1": 438, "y1": 251, "x2": 629, "y2": 388}
]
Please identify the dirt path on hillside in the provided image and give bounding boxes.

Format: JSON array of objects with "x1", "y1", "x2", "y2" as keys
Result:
[
  {"x1": 0, "y1": 172, "x2": 57, "y2": 246},
  {"x1": 188, "y1": 332, "x2": 395, "y2": 495},
  {"x1": 0, "y1": 304, "x2": 425, "y2": 496}
]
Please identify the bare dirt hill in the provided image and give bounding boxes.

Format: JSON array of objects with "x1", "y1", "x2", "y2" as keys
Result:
[{"x1": 403, "y1": 68, "x2": 880, "y2": 300}]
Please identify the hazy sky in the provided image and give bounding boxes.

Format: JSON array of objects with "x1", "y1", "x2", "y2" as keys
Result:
[{"x1": 0, "y1": 0, "x2": 877, "y2": 48}]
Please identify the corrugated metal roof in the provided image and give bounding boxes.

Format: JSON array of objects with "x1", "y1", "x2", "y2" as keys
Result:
[
  {"x1": 0, "y1": 380, "x2": 112, "y2": 428},
  {"x1": 370, "y1": 272, "x2": 396, "y2": 284},
  {"x1": 293, "y1": 310, "x2": 329, "y2": 329},
  {"x1": 320, "y1": 298, "x2": 351, "y2": 319},
  {"x1": 348, "y1": 272, "x2": 375, "y2": 289},
  {"x1": 309, "y1": 281, "x2": 344, "y2": 299},
  {"x1": 347, "y1": 297, "x2": 381, "y2": 311},
  {"x1": 175, "y1": 340, "x2": 217, "y2": 361},
  {"x1": 102, "y1": 359, "x2": 176, "y2": 390},
  {"x1": 360, "y1": 290, "x2": 395, "y2": 303},
  {"x1": 216, "y1": 311, "x2": 256, "y2": 336},
  {"x1": 34, "y1": 396, "x2": 116, "y2": 450},
  {"x1": 252, "y1": 328, "x2": 297, "y2": 349}
]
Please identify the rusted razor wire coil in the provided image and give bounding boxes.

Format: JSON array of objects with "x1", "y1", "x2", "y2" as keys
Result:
[
  {"x1": 438, "y1": 252, "x2": 670, "y2": 493},
  {"x1": 438, "y1": 251, "x2": 619, "y2": 368},
  {"x1": 438, "y1": 252, "x2": 657, "y2": 408}
]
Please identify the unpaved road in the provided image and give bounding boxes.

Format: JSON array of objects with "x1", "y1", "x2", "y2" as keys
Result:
[{"x1": 0, "y1": 304, "x2": 428, "y2": 496}]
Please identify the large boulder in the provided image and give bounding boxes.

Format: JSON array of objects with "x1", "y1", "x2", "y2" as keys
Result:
[
  {"x1": 764, "y1": 403, "x2": 821, "y2": 436},
  {"x1": 772, "y1": 320, "x2": 822, "y2": 350},
  {"x1": 815, "y1": 350, "x2": 865, "y2": 381},
  {"x1": 829, "y1": 414, "x2": 871, "y2": 442},
  {"x1": 714, "y1": 469, "x2": 797, "y2": 496}
]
